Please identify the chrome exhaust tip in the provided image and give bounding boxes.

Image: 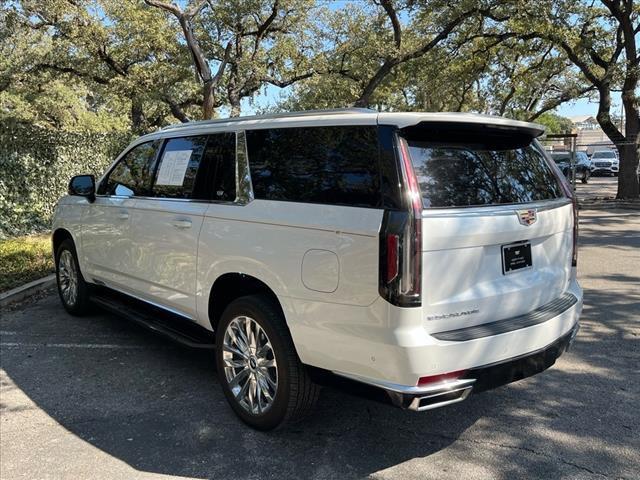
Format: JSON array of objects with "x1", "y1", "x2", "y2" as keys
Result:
[{"x1": 407, "y1": 384, "x2": 473, "y2": 411}]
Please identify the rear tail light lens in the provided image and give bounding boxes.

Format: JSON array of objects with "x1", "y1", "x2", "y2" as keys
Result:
[
  {"x1": 386, "y1": 234, "x2": 399, "y2": 282},
  {"x1": 378, "y1": 136, "x2": 422, "y2": 307},
  {"x1": 418, "y1": 370, "x2": 466, "y2": 386}
]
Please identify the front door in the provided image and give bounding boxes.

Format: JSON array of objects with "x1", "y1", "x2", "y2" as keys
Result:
[{"x1": 81, "y1": 140, "x2": 160, "y2": 289}]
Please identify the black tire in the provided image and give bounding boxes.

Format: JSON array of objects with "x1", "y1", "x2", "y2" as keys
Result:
[
  {"x1": 215, "y1": 295, "x2": 320, "y2": 430},
  {"x1": 55, "y1": 239, "x2": 92, "y2": 315}
]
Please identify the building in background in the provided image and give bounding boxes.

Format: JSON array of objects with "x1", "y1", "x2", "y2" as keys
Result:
[{"x1": 569, "y1": 115, "x2": 616, "y2": 155}]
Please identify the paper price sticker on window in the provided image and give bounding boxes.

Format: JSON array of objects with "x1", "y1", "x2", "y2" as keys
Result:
[{"x1": 156, "y1": 150, "x2": 192, "y2": 186}]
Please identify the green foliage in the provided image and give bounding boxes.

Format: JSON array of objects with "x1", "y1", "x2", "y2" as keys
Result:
[
  {"x1": 0, "y1": 121, "x2": 131, "y2": 238},
  {"x1": 535, "y1": 113, "x2": 574, "y2": 135},
  {"x1": 0, "y1": 234, "x2": 54, "y2": 291}
]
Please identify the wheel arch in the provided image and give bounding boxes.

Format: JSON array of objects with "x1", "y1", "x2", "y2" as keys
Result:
[
  {"x1": 52, "y1": 228, "x2": 74, "y2": 259},
  {"x1": 207, "y1": 272, "x2": 289, "y2": 335}
]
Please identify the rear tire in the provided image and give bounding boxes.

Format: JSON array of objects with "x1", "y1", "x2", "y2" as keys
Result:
[
  {"x1": 55, "y1": 239, "x2": 91, "y2": 315},
  {"x1": 215, "y1": 295, "x2": 320, "y2": 430}
]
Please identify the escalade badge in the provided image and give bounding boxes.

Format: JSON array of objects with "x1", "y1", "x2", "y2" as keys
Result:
[{"x1": 516, "y1": 209, "x2": 537, "y2": 226}]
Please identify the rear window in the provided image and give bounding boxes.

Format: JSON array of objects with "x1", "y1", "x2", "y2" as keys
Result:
[
  {"x1": 246, "y1": 126, "x2": 381, "y2": 208},
  {"x1": 405, "y1": 132, "x2": 564, "y2": 208}
]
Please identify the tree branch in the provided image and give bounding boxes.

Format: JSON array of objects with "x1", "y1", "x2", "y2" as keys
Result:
[{"x1": 380, "y1": 0, "x2": 402, "y2": 49}]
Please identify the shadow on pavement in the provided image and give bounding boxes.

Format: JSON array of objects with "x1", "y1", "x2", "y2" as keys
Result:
[
  {"x1": 1, "y1": 205, "x2": 638, "y2": 479},
  {"x1": 2, "y1": 287, "x2": 638, "y2": 479}
]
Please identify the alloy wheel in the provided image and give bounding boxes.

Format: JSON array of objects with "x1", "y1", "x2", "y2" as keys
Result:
[
  {"x1": 58, "y1": 250, "x2": 78, "y2": 306},
  {"x1": 222, "y1": 315, "x2": 278, "y2": 414}
]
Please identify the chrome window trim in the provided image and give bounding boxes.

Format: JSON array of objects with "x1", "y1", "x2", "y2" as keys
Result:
[
  {"x1": 94, "y1": 130, "x2": 255, "y2": 206},
  {"x1": 421, "y1": 198, "x2": 572, "y2": 218}
]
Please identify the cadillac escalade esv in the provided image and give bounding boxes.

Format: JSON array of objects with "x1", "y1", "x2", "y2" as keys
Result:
[{"x1": 52, "y1": 109, "x2": 582, "y2": 430}]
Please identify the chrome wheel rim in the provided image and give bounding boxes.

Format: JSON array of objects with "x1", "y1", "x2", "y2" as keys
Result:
[
  {"x1": 58, "y1": 250, "x2": 78, "y2": 306},
  {"x1": 222, "y1": 315, "x2": 278, "y2": 414}
]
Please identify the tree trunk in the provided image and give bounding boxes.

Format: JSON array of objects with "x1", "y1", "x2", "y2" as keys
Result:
[
  {"x1": 617, "y1": 86, "x2": 640, "y2": 199},
  {"x1": 617, "y1": 141, "x2": 640, "y2": 199},
  {"x1": 229, "y1": 101, "x2": 241, "y2": 117},
  {"x1": 202, "y1": 81, "x2": 215, "y2": 120},
  {"x1": 131, "y1": 97, "x2": 146, "y2": 133}
]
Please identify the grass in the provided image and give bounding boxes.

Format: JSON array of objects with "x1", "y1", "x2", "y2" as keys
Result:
[{"x1": 0, "y1": 234, "x2": 54, "y2": 292}]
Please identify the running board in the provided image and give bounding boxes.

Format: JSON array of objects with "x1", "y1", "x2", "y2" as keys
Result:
[{"x1": 90, "y1": 288, "x2": 215, "y2": 349}]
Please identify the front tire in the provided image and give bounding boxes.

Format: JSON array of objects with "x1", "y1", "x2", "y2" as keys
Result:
[
  {"x1": 55, "y1": 239, "x2": 91, "y2": 315},
  {"x1": 216, "y1": 295, "x2": 320, "y2": 430}
]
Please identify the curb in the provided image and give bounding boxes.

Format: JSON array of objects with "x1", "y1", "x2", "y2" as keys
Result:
[{"x1": 0, "y1": 274, "x2": 56, "y2": 308}]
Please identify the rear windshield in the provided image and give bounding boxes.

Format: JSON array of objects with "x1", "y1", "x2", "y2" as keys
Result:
[{"x1": 405, "y1": 133, "x2": 564, "y2": 208}]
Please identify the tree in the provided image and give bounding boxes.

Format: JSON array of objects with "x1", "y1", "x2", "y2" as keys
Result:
[
  {"x1": 145, "y1": 0, "x2": 314, "y2": 118},
  {"x1": 288, "y1": 0, "x2": 493, "y2": 109},
  {"x1": 7, "y1": 0, "x2": 199, "y2": 132},
  {"x1": 535, "y1": 112, "x2": 575, "y2": 134},
  {"x1": 143, "y1": 0, "x2": 228, "y2": 119},
  {"x1": 509, "y1": 0, "x2": 639, "y2": 199}
]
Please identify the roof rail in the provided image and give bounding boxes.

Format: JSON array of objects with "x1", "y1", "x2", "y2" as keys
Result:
[{"x1": 160, "y1": 107, "x2": 376, "y2": 131}]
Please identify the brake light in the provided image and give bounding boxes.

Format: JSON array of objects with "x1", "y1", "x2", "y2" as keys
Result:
[
  {"x1": 418, "y1": 370, "x2": 466, "y2": 386},
  {"x1": 378, "y1": 135, "x2": 422, "y2": 307},
  {"x1": 386, "y1": 234, "x2": 399, "y2": 282}
]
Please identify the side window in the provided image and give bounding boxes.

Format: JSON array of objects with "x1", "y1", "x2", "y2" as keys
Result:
[
  {"x1": 246, "y1": 126, "x2": 381, "y2": 208},
  {"x1": 192, "y1": 132, "x2": 236, "y2": 201},
  {"x1": 99, "y1": 141, "x2": 159, "y2": 196},
  {"x1": 152, "y1": 136, "x2": 208, "y2": 199}
]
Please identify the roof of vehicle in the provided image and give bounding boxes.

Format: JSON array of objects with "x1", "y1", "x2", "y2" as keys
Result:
[{"x1": 136, "y1": 108, "x2": 545, "y2": 143}]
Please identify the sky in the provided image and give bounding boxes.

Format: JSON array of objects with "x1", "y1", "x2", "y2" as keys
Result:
[{"x1": 239, "y1": 84, "x2": 618, "y2": 120}]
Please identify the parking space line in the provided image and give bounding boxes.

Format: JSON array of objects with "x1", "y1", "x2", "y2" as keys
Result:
[{"x1": 0, "y1": 342, "x2": 170, "y2": 349}]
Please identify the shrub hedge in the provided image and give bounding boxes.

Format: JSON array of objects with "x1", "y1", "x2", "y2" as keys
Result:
[{"x1": 0, "y1": 122, "x2": 131, "y2": 238}]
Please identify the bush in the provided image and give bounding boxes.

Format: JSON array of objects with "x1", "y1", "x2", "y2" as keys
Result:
[{"x1": 0, "y1": 121, "x2": 132, "y2": 238}]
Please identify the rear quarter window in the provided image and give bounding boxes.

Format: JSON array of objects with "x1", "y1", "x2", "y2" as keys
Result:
[{"x1": 246, "y1": 126, "x2": 381, "y2": 208}]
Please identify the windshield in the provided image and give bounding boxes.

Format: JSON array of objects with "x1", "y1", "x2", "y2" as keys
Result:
[
  {"x1": 593, "y1": 151, "x2": 616, "y2": 159},
  {"x1": 406, "y1": 139, "x2": 564, "y2": 208}
]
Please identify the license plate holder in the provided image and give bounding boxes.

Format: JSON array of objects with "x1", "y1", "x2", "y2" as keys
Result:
[{"x1": 502, "y1": 241, "x2": 532, "y2": 274}]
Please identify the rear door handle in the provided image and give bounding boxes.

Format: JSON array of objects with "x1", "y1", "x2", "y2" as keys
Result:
[
  {"x1": 172, "y1": 219, "x2": 192, "y2": 229},
  {"x1": 116, "y1": 210, "x2": 129, "y2": 220}
]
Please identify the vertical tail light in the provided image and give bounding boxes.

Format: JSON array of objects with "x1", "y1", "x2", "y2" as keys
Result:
[{"x1": 379, "y1": 136, "x2": 422, "y2": 307}]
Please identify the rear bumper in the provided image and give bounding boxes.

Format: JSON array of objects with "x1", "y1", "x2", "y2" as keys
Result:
[
  {"x1": 324, "y1": 279, "x2": 582, "y2": 407},
  {"x1": 335, "y1": 322, "x2": 579, "y2": 412}
]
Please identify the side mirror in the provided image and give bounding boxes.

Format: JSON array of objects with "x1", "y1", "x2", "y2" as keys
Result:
[{"x1": 68, "y1": 175, "x2": 96, "y2": 202}]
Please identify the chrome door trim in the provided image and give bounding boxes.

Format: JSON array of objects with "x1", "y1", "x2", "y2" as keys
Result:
[{"x1": 92, "y1": 281, "x2": 195, "y2": 321}]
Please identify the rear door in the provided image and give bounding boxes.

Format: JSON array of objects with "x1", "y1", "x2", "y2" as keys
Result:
[
  {"x1": 401, "y1": 125, "x2": 574, "y2": 335},
  {"x1": 128, "y1": 133, "x2": 235, "y2": 319}
]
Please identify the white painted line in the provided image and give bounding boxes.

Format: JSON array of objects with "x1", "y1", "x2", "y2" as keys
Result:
[{"x1": 0, "y1": 342, "x2": 169, "y2": 349}]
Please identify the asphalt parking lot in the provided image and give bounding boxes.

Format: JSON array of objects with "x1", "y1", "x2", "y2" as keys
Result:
[{"x1": 1, "y1": 180, "x2": 639, "y2": 479}]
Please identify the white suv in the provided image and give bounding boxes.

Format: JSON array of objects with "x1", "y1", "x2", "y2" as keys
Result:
[
  {"x1": 52, "y1": 109, "x2": 582, "y2": 430},
  {"x1": 590, "y1": 149, "x2": 619, "y2": 176}
]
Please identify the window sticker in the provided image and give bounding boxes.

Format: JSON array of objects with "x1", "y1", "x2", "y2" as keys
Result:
[{"x1": 156, "y1": 150, "x2": 192, "y2": 186}]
